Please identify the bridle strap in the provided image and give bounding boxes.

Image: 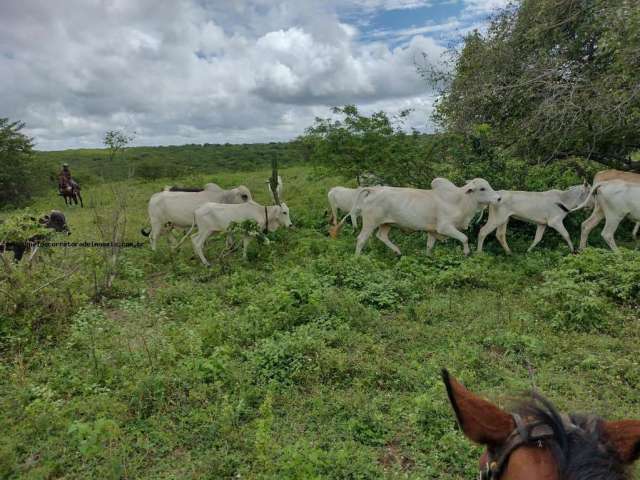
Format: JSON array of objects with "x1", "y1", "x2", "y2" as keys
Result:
[
  {"x1": 481, "y1": 414, "x2": 563, "y2": 479},
  {"x1": 513, "y1": 414, "x2": 530, "y2": 442}
]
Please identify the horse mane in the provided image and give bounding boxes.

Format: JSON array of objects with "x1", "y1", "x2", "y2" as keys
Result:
[{"x1": 514, "y1": 393, "x2": 628, "y2": 480}]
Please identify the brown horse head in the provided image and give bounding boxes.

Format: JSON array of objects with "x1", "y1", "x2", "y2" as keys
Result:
[{"x1": 442, "y1": 369, "x2": 640, "y2": 479}]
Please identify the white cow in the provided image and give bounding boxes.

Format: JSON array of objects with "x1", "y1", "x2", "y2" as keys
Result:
[
  {"x1": 477, "y1": 183, "x2": 592, "y2": 254},
  {"x1": 266, "y1": 176, "x2": 283, "y2": 204},
  {"x1": 142, "y1": 183, "x2": 252, "y2": 250},
  {"x1": 593, "y1": 169, "x2": 640, "y2": 239},
  {"x1": 337, "y1": 178, "x2": 501, "y2": 256},
  {"x1": 578, "y1": 180, "x2": 640, "y2": 251},
  {"x1": 327, "y1": 186, "x2": 363, "y2": 228},
  {"x1": 191, "y1": 202, "x2": 292, "y2": 266}
]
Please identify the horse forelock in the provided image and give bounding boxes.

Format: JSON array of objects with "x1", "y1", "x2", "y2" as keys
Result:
[{"x1": 511, "y1": 396, "x2": 628, "y2": 480}]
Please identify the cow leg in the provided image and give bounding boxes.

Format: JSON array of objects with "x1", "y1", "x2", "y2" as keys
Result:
[
  {"x1": 149, "y1": 221, "x2": 165, "y2": 251},
  {"x1": 527, "y1": 224, "x2": 547, "y2": 252},
  {"x1": 350, "y1": 213, "x2": 358, "y2": 231},
  {"x1": 579, "y1": 205, "x2": 605, "y2": 250},
  {"x1": 375, "y1": 224, "x2": 401, "y2": 256},
  {"x1": 633, "y1": 222, "x2": 639, "y2": 241},
  {"x1": 601, "y1": 215, "x2": 623, "y2": 252},
  {"x1": 191, "y1": 229, "x2": 214, "y2": 266},
  {"x1": 437, "y1": 223, "x2": 470, "y2": 255},
  {"x1": 548, "y1": 218, "x2": 574, "y2": 253},
  {"x1": 477, "y1": 219, "x2": 499, "y2": 252},
  {"x1": 426, "y1": 233, "x2": 437, "y2": 255},
  {"x1": 329, "y1": 204, "x2": 338, "y2": 226},
  {"x1": 495, "y1": 222, "x2": 513, "y2": 255},
  {"x1": 355, "y1": 222, "x2": 377, "y2": 256},
  {"x1": 477, "y1": 207, "x2": 508, "y2": 253}
]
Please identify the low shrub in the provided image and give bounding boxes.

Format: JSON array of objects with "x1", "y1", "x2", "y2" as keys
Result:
[{"x1": 533, "y1": 248, "x2": 640, "y2": 331}]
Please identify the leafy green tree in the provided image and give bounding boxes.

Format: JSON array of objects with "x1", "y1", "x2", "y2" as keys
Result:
[
  {"x1": 430, "y1": 0, "x2": 640, "y2": 169},
  {"x1": 302, "y1": 105, "x2": 412, "y2": 184},
  {"x1": 103, "y1": 130, "x2": 134, "y2": 162},
  {"x1": 0, "y1": 118, "x2": 36, "y2": 208}
]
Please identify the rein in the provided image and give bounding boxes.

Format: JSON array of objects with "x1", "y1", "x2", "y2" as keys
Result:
[{"x1": 480, "y1": 413, "x2": 576, "y2": 480}]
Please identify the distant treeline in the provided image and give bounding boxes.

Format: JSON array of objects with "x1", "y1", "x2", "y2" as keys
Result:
[{"x1": 35, "y1": 141, "x2": 308, "y2": 186}]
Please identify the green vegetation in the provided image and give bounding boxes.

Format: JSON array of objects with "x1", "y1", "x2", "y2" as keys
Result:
[
  {"x1": 428, "y1": 0, "x2": 640, "y2": 168},
  {"x1": 2, "y1": 1, "x2": 640, "y2": 476},
  {"x1": 31, "y1": 141, "x2": 305, "y2": 192},
  {"x1": 1, "y1": 165, "x2": 639, "y2": 479},
  {"x1": 0, "y1": 118, "x2": 36, "y2": 209}
]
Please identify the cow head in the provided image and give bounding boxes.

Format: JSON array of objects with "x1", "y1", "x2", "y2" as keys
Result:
[
  {"x1": 272, "y1": 203, "x2": 292, "y2": 230},
  {"x1": 464, "y1": 178, "x2": 501, "y2": 205},
  {"x1": 572, "y1": 182, "x2": 594, "y2": 209},
  {"x1": 40, "y1": 210, "x2": 71, "y2": 235},
  {"x1": 234, "y1": 185, "x2": 252, "y2": 203}
]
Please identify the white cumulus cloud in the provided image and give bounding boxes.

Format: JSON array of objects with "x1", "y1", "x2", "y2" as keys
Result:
[{"x1": 0, "y1": 0, "x2": 501, "y2": 149}]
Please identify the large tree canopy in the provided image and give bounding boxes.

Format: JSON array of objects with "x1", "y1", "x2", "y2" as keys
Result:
[
  {"x1": 432, "y1": 0, "x2": 640, "y2": 169},
  {"x1": 302, "y1": 105, "x2": 413, "y2": 184},
  {"x1": 0, "y1": 118, "x2": 35, "y2": 208}
]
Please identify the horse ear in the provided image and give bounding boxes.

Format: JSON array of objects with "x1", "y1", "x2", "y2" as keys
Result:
[
  {"x1": 442, "y1": 369, "x2": 514, "y2": 446},
  {"x1": 602, "y1": 420, "x2": 640, "y2": 464}
]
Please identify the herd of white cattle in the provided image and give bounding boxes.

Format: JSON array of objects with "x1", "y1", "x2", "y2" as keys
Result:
[{"x1": 142, "y1": 169, "x2": 640, "y2": 265}]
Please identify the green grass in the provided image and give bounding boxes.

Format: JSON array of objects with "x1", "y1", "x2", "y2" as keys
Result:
[{"x1": 1, "y1": 166, "x2": 640, "y2": 479}]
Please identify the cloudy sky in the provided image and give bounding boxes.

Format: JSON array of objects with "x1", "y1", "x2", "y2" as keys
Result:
[{"x1": 1, "y1": 0, "x2": 509, "y2": 150}]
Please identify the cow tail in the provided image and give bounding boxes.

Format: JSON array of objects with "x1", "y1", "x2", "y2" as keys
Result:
[
  {"x1": 329, "y1": 188, "x2": 371, "y2": 239},
  {"x1": 141, "y1": 215, "x2": 152, "y2": 237},
  {"x1": 571, "y1": 183, "x2": 602, "y2": 212}
]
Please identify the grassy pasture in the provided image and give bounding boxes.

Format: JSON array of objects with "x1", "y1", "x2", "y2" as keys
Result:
[{"x1": 1, "y1": 165, "x2": 640, "y2": 479}]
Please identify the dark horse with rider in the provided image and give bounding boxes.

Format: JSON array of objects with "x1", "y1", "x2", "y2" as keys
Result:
[{"x1": 58, "y1": 163, "x2": 83, "y2": 207}]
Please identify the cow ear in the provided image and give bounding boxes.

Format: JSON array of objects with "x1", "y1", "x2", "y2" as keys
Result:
[
  {"x1": 442, "y1": 370, "x2": 514, "y2": 446},
  {"x1": 602, "y1": 420, "x2": 640, "y2": 464}
]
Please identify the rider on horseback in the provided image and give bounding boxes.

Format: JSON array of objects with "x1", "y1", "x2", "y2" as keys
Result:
[
  {"x1": 58, "y1": 163, "x2": 72, "y2": 191},
  {"x1": 58, "y1": 163, "x2": 83, "y2": 206}
]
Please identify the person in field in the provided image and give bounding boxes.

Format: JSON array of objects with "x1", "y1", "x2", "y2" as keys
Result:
[
  {"x1": 57, "y1": 163, "x2": 83, "y2": 206},
  {"x1": 58, "y1": 163, "x2": 72, "y2": 190}
]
